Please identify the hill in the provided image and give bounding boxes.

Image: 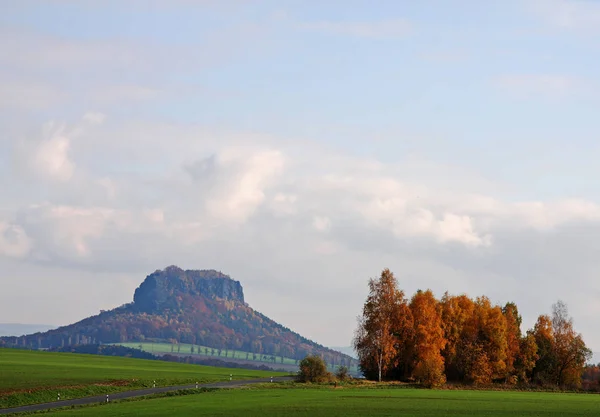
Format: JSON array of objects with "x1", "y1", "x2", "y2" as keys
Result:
[{"x1": 0, "y1": 266, "x2": 357, "y2": 369}]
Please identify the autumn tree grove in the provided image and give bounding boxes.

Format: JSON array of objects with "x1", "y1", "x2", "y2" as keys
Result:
[{"x1": 355, "y1": 269, "x2": 592, "y2": 387}]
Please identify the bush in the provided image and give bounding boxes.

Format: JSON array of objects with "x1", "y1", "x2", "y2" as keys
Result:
[
  {"x1": 297, "y1": 355, "x2": 330, "y2": 383},
  {"x1": 336, "y1": 365, "x2": 349, "y2": 381},
  {"x1": 413, "y1": 356, "x2": 446, "y2": 388}
]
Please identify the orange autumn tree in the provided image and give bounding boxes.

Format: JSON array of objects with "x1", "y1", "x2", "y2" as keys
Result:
[
  {"x1": 531, "y1": 314, "x2": 556, "y2": 384},
  {"x1": 516, "y1": 332, "x2": 538, "y2": 383},
  {"x1": 354, "y1": 269, "x2": 413, "y2": 382},
  {"x1": 551, "y1": 301, "x2": 591, "y2": 386},
  {"x1": 531, "y1": 302, "x2": 591, "y2": 386},
  {"x1": 409, "y1": 289, "x2": 447, "y2": 387},
  {"x1": 481, "y1": 298, "x2": 509, "y2": 380},
  {"x1": 440, "y1": 293, "x2": 475, "y2": 381},
  {"x1": 502, "y1": 302, "x2": 522, "y2": 383},
  {"x1": 464, "y1": 297, "x2": 508, "y2": 384}
]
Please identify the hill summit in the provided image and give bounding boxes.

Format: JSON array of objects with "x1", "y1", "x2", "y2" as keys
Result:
[
  {"x1": 1, "y1": 266, "x2": 355, "y2": 369},
  {"x1": 133, "y1": 266, "x2": 245, "y2": 312}
]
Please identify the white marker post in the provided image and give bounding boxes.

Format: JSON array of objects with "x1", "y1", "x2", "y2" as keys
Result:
[
  {"x1": 270, "y1": 376, "x2": 273, "y2": 383},
  {"x1": 106, "y1": 394, "x2": 109, "y2": 403},
  {"x1": 153, "y1": 380, "x2": 156, "y2": 388},
  {"x1": 229, "y1": 374, "x2": 232, "y2": 381},
  {"x1": 57, "y1": 393, "x2": 60, "y2": 401},
  {"x1": 196, "y1": 381, "x2": 198, "y2": 389}
]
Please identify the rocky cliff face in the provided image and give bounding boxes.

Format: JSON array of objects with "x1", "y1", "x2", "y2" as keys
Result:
[{"x1": 133, "y1": 266, "x2": 245, "y2": 312}]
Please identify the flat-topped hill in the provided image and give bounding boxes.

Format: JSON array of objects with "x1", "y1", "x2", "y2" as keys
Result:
[{"x1": 1, "y1": 266, "x2": 356, "y2": 370}]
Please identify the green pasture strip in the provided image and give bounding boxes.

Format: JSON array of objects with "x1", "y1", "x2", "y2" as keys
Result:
[
  {"x1": 116, "y1": 342, "x2": 299, "y2": 364},
  {"x1": 114, "y1": 342, "x2": 359, "y2": 372},
  {"x1": 0, "y1": 348, "x2": 278, "y2": 409},
  {"x1": 40, "y1": 386, "x2": 600, "y2": 417}
]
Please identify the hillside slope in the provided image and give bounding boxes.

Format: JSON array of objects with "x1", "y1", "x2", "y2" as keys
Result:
[{"x1": 1, "y1": 266, "x2": 356, "y2": 368}]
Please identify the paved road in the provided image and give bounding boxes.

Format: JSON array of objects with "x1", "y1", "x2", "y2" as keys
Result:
[{"x1": 0, "y1": 376, "x2": 294, "y2": 415}]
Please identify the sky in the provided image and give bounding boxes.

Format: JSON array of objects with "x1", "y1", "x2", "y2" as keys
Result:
[{"x1": 1, "y1": 0, "x2": 600, "y2": 356}]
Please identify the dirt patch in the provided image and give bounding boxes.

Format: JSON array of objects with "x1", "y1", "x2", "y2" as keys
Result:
[
  {"x1": 0, "y1": 385, "x2": 84, "y2": 397},
  {"x1": 0, "y1": 380, "x2": 134, "y2": 397},
  {"x1": 93, "y1": 380, "x2": 132, "y2": 387}
]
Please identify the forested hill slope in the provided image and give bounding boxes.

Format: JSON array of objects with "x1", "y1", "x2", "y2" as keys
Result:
[{"x1": 0, "y1": 266, "x2": 356, "y2": 367}]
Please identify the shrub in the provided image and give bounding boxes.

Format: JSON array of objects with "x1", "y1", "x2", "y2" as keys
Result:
[
  {"x1": 413, "y1": 356, "x2": 446, "y2": 388},
  {"x1": 336, "y1": 365, "x2": 349, "y2": 381},
  {"x1": 297, "y1": 355, "x2": 330, "y2": 383}
]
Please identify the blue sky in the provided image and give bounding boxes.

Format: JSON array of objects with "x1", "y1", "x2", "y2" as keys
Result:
[
  {"x1": 1, "y1": 1, "x2": 600, "y2": 356},
  {"x1": 5, "y1": 0, "x2": 599, "y2": 199}
]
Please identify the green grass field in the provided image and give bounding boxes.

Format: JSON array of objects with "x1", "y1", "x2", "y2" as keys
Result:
[
  {"x1": 115, "y1": 342, "x2": 359, "y2": 373},
  {"x1": 0, "y1": 348, "x2": 282, "y2": 409},
  {"x1": 40, "y1": 386, "x2": 600, "y2": 416}
]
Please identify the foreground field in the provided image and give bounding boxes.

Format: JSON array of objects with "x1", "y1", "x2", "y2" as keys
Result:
[
  {"x1": 0, "y1": 348, "x2": 282, "y2": 409},
  {"x1": 41, "y1": 386, "x2": 600, "y2": 417}
]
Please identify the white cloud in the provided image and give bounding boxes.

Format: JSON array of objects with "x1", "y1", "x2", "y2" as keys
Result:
[
  {"x1": 20, "y1": 204, "x2": 120, "y2": 257},
  {"x1": 300, "y1": 18, "x2": 412, "y2": 39},
  {"x1": 34, "y1": 137, "x2": 74, "y2": 181},
  {"x1": 450, "y1": 196, "x2": 600, "y2": 232},
  {"x1": 359, "y1": 195, "x2": 490, "y2": 247},
  {"x1": 270, "y1": 193, "x2": 298, "y2": 216},
  {"x1": 96, "y1": 178, "x2": 117, "y2": 200},
  {"x1": 14, "y1": 122, "x2": 76, "y2": 182},
  {"x1": 143, "y1": 208, "x2": 165, "y2": 224},
  {"x1": 314, "y1": 240, "x2": 339, "y2": 255},
  {"x1": 510, "y1": 199, "x2": 600, "y2": 230},
  {"x1": 437, "y1": 213, "x2": 492, "y2": 247},
  {"x1": 205, "y1": 148, "x2": 285, "y2": 223},
  {"x1": 313, "y1": 216, "x2": 331, "y2": 232},
  {"x1": 0, "y1": 222, "x2": 32, "y2": 258}
]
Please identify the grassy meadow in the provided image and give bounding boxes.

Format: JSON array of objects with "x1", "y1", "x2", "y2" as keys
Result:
[
  {"x1": 0, "y1": 348, "x2": 281, "y2": 409},
  {"x1": 4, "y1": 347, "x2": 599, "y2": 416},
  {"x1": 40, "y1": 385, "x2": 600, "y2": 417}
]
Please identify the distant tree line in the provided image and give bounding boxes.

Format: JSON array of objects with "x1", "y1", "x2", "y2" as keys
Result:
[
  {"x1": 46, "y1": 343, "x2": 288, "y2": 372},
  {"x1": 354, "y1": 269, "x2": 592, "y2": 388},
  {"x1": 49, "y1": 344, "x2": 156, "y2": 360},
  {"x1": 582, "y1": 364, "x2": 600, "y2": 392},
  {"x1": 160, "y1": 354, "x2": 287, "y2": 372}
]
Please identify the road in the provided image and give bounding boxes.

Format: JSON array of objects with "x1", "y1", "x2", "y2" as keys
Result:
[{"x1": 0, "y1": 376, "x2": 294, "y2": 415}]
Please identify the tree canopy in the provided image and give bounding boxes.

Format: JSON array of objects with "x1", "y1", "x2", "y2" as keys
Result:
[{"x1": 355, "y1": 268, "x2": 592, "y2": 388}]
